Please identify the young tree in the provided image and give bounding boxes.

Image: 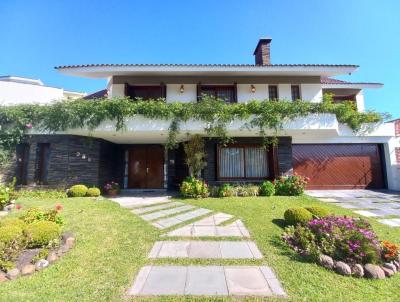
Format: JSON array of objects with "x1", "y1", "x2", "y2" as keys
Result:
[{"x1": 183, "y1": 135, "x2": 207, "y2": 179}]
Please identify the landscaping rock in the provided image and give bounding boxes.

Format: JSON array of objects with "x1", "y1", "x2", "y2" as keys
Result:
[
  {"x1": 21, "y1": 264, "x2": 35, "y2": 276},
  {"x1": 319, "y1": 255, "x2": 334, "y2": 270},
  {"x1": 381, "y1": 266, "x2": 395, "y2": 277},
  {"x1": 364, "y1": 264, "x2": 385, "y2": 279},
  {"x1": 62, "y1": 232, "x2": 74, "y2": 243},
  {"x1": 60, "y1": 244, "x2": 70, "y2": 254},
  {"x1": 0, "y1": 272, "x2": 7, "y2": 283},
  {"x1": 47, "y1": 251, "x2": 58, "y2": 263},
  {"x1": 35, "y1": 259, "x2": 49, "y2": 271},
  {"x1": 334, "y1": 261, "x2": 351, "y2": 276},
  {"x1": 65, "y1": 237, "x2": 75, "y2": 248},
  {"x1": 0, "y1": 211, "x2": 8, "y2": 217},
  {"x1": 394, "y1": 261, "x2": 400, "y2": 270},
  {"x1": 383, "y1": 263, "x2": 397, "y2": 273},
  {"x1": 351, "y1": 264, "x2": 364, "y2": 278},
  {"x1": 6, "y1": 268, "x2": 20, "y2": 280}
]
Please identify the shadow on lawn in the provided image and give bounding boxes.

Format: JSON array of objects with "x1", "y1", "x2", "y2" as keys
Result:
[
  {"x1": 269, "y1": 232, "x2": 312, "y2": 264},
  {"x1": 272, "y1": 218, "x2": 286, "y2": 229}
]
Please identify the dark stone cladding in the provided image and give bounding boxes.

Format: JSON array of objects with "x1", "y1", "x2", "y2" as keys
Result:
[
  {"x1": 22, "y1": 134, "x2": 118, "y2": 188},
  {"x1": 16, "y1": 134, "x2": 293, "y2": 189},
  {"x1": 203, "y1": 137, "x2": 293, "y2": 186}
]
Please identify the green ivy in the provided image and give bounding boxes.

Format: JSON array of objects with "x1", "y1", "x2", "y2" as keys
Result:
[{"x1": 0, "y1": 94, "x2": 384, "y2": 163}]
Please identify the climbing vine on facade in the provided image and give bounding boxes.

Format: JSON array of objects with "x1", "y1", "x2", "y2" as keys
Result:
[{"x1": 0, "y1": 94, "x2": 385, "y2": 164}]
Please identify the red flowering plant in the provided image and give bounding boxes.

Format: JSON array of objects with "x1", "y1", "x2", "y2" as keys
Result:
[
  {"x1": 275, "y1": 174, "x2": 309, "y2": 196},
  {"x1": 15, "y1": 204, "x2": 22, "y2": 210},
  {"x1": 55, "y1": 203, "x2": 63, "y2": 212},
  {"x1": 103, "y1": 181, "x2": 120, "y2": 192},
  {"x1": 282, "y1": 216, "x2": 382, "y2": 264}
]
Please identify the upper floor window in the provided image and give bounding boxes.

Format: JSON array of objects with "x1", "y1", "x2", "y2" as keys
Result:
[
  {"x1": 268, "y1": 85, "x2": 278, "y2": 100},
  {"x1": 198, "y1": 85, "x2": 237, "y2": 103},
  {"x1": 125, "y1": 84, "x2": 166, "y2": 100},
  {"x1": 291, "y1": 85, "x2": 301, "y2": 101}
]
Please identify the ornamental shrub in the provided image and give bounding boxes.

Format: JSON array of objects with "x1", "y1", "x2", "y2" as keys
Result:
[
  {"x1": 67, "y1": 184, "x2": 88, "y2": 197},
  {"x1": 86, "y1": 187, "x2": 101, "y2": 197},
  {"x1": 284, "y1": 208, "x2": 313, "y2": 226},
  {"x1": 180, "y1": 177, "x2": 209, "y2": 198},
  {"x1": 0, "y1": 218, "x2": 26, "y2": 230},
  {"x1": 0, "y1": 225, "x2": 26, "y2": 270},
  {"x1": 0, "y1": 225, "x2": 23, "y2": 244},
  {"x1": 20, "y1": 207, "x2": 64, "y2": 225},
  {"x1": 235, "y1": 184, "x2": 260, "y2": 197},
  {"x1": 282, "y1": 216, "x2": 382, "y2": 264},
  {"x1": 25, "y1": 221, "x2": 61, "y2": 248},
  {"x1": 16, "y1": 189, "x2": 67, "y2": 199},
  {"x1": 259, "y1": 181, "x2": 275, "y2": 196},
  {"x1": 275, "y1": 175, "x2": 308, "y2": 196},
  {"x1": 216, "y1": 184, "x2": 234, "y2": 197},
  {"x1": 305, "y1": 207, "x2": 330, "y2": 218}
]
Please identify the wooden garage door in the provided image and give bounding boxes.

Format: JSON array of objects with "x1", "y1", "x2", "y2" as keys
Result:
[{"x1": 292, "y1": 144, "x2": 385, "y2": 189}]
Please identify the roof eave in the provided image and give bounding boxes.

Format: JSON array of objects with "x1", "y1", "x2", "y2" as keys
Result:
[{"x1": 322, "y1": 83, "x2": 383, "y2": 89}]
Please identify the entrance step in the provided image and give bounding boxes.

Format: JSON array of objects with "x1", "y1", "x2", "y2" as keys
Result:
[
  {"x1": 111, "y1": 196, "x2": 170, "y2": 208},
  {"x1": 140, "y1": 205, "x2": 195, "y2": 221},
  {"x1": 148, "y1": 241, "x2": 263, "y2": 259},
  {"x1": 129, "y1": 265, "x2": 286, "y2": 297},
  {"x1": 152, "y1": 208, "x2": 212, "y2": 229}
]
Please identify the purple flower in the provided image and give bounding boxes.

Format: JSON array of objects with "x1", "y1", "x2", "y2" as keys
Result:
[{"x1": 26, "y1": 123, "x2": 33, "y2": 129}]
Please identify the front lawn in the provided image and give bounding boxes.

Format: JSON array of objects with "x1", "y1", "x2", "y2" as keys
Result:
[{"x1": 0, "y1": 195, "x2": 398, "y2": 302}]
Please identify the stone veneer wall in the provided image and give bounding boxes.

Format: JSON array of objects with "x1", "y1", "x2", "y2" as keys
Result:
[{"x1": 21, "y1": 135, "x2": 117, "y2": 188}]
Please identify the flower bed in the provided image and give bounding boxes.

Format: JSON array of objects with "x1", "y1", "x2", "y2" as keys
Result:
[
  {"x1": 282, "y1": 215, "x2": 400, "y2": 279},
  {"x1": 0, "y1": 205, "x2": 75, "y2": 282}
]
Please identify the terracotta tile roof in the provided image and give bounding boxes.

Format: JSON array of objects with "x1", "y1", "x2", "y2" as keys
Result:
[
  {"x1": 55, "y1": 63, "x2": 359, "y2": 69},
  {"x1": 83, "y1": 89, "x2": 108, "y2": 99},
  {"x1": 321, "y1": 77, "x2": 383, "y2": 86}
]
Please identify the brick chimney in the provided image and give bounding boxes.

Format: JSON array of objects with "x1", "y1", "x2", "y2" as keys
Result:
[{"x1": 253, "y1": 37, "x2": 272, "y2": 65}]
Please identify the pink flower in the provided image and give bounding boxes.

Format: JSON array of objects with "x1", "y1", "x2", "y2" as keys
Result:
[
  {"x1": 55, "y1": 203, "x2": 63, "y2": 212},
  {"x1": 15, "y1": 204, "x2": 22, "y2": 210},
  {"x1": 25, "y1": 123, "x2": 33, "y2": 129}
]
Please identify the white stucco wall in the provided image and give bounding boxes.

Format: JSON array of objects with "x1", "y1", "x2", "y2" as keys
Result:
[
  {"x1": 109, "y1": 84, "x2": 125, "y2": 98},
  {"x1": 237, "y1": 84, "x2": 268, "y2": 102},
  {"x1": 166, "y1": 84, "x2": 196, "y2": 103},
  {"x1": 356, "y1": 91, "x2": 365, "y2": 112},
  {"x1": 0, "y1": 81, "x2": 64, "y2": 105}
]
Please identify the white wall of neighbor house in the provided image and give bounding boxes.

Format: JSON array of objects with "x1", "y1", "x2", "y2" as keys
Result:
[
  {"x1": 383, "y1": 137, "x2": 400, "y2": 191},
  {"x1": 0, "y1": 81, "x2": 64, "y2": 104}
]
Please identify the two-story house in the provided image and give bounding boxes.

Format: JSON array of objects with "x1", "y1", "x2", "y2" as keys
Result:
[{"x1": 17, "y1": 38, "x2": 399, "y2": 191}]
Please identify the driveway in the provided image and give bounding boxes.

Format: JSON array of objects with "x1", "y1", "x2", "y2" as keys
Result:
[{"x1": 306, "y1": 190, "x2": 400, "y2": 227}]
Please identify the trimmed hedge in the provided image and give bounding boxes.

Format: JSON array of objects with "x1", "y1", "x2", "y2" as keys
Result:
[
  {"x1": 284, "y1": 207, "x2": 313, "y2": 226},
  {"x1": 25, "y1": 221, "x2": 61, "y2": 248},
  {"x1": 305, "y1": 207, "x2": 330, "y2": 218},
  {"x1": 87, "y1": 187, "x2": 101, "y2": 197},
  {"x1": 67, "y1": 185, "x2": 88, "y2": 197},
  {"x1": 259, "y1": 181, "x2": 275, "y2": 196}
]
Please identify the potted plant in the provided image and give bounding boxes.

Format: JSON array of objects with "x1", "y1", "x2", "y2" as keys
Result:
[{"x1": 104, "y1": 181, "x2": 120, "y2": 197}]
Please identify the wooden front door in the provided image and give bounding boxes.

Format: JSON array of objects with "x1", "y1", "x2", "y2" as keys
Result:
[{"x1": 128, "y1": 146, "x2": 164, "y2": 189}]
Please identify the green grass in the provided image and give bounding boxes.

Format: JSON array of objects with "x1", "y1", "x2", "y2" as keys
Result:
[{"x1": 0, "y1": 195, "x2": 398, "y2": 302}]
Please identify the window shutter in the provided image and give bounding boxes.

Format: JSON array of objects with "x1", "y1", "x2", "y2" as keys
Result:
[
  {"x1": 160, "y1": 82, "x2": 167, "y2": 99},
  {"x1": 196, "y1": 82, "x2": 202, "y2": 102},
  {"x1": 233, "y1": 82, "x2": 238, "y2": 103}
]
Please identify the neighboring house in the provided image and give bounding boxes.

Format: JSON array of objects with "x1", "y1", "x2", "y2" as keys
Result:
[
  {"x1": 14, "y1": 38, "x2": 400, "y2": 191},
  {"x1": 0, "y1": 75, "x2": 85, "y2": 105}
]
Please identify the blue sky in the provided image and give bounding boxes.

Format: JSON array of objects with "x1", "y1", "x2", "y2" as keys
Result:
[{"x1": 1, "y1": 0, "x2": 399, "y2": 117}]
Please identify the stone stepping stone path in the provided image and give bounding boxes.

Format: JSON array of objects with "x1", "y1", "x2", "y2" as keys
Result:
[
  {"x1": 152, "y1": 208, "x2": 212, "y2": 229},
  {"x1": 129, "y1": 265, "x2": 286, "y2": 297},
  {"x1": 307, "y1": 190, "x2": 400, "y2": 227},
  {"x1": 112, "y1": 196, "x2": 286, "y2": 297},
  {"x1": 140, "y1": 205, "x2": 196, "y2": 221},
  {"x1": 148, "y1": 241, "x2": 263, "y2": 259},
  {"x1": 131, "y1": 201, "x2": 185, "y2": 214}
]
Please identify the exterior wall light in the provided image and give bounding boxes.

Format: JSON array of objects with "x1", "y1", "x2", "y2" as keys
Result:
[
  {"x1": 180, "y1": 85, "x2": 185, "y2": 93},
  {"x1": 251, "y1": 85, "x2": 256, "y2": 93}
]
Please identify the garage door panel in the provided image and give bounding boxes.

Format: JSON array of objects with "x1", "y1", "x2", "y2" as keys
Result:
[{"x1": 293, "y1": 144, "x2": 384, "y2": 189}]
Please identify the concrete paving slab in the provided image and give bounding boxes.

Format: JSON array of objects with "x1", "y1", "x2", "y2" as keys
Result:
[
  {"x1": 185, "y1": 266, "x2": 228, "y2": 296},
  {"x1": 130, "y1": 266, "x2": 283, "y2": 297},
  {"x1": 112, "y1": 196, "x2": 170, "y2": 208},
  {"x1": 192, "y1": 226, "x2": 217, "y2": 237},
  {"x1": 153, "y1": 208, "x2": 212, "y2": 229},
  {"x1": 225, "y1": 266, "x2": 272, "y2": 296},
  {"x1": 158, "y1": 241, "x2": 190, "y2": 258},
  {"x1": 220, "y1": 242, "x2": 254, "y2": 259},
  {"x1": 139, "y1": 266, "x2": 187, "y2": 295},
  {"x1": 188, "y1": 241, "x2": 221, "y2": 258},
  {"x1": 141, "y1": 205, "x2": 195, "y2": 221},
  {"x1": 132, "y1": 202, "x2": 184, "y2": 214},
  {"x1": 377, "y1": 219, "x2": 400, "y2": 227},
  {"x1": 354, "y1": 210, "x2": 381, "y2": 217}
]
